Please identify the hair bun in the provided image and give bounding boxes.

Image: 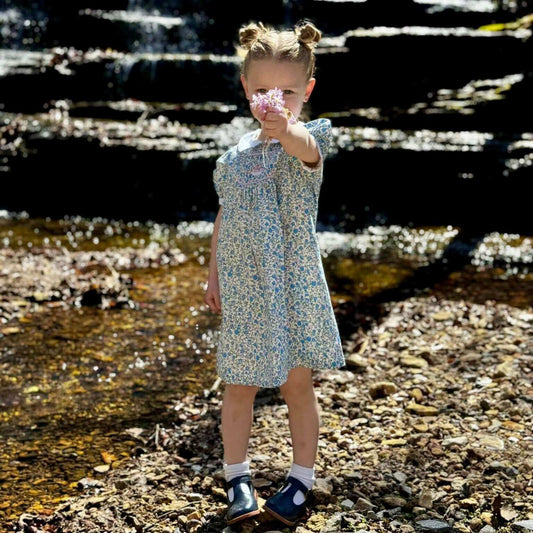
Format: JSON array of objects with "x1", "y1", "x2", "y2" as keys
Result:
[
  {"x1": 239, "y1": 21, "x2": 268, "y2": 50},
  {"x1": 294, "y1": 21, "x2": 322, "y2": 49}
]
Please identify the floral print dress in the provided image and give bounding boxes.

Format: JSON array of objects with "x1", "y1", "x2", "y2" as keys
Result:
[{"x1": 212, "y1": 118, "x2": 345, "y2": 388}]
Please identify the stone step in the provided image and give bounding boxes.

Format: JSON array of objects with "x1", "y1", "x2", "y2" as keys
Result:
[
  {"x1": 1, "y1": 23, "x2": 531, "y2": 117},
  {"x1": 1, "y1": 116, "x2": 529, "y2": 232}
]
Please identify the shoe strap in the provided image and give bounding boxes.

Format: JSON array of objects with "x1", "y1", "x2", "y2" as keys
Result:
[
  {"x1": 227, "y1": 474, "x2": 252, "y2": 489},
  {"x1": 282, "y1": 475, "x2": 310, "y2": 496}
]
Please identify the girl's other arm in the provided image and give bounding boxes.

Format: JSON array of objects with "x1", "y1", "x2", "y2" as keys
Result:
[
  {"x1": 204, "y1": 206, "x2": 223, "y2": 313},
  {"x1": 209, "y1": 206, "x2": 223, "y2": 279}
]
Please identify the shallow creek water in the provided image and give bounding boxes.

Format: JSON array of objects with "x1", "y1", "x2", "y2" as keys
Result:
[{"x1": 0, "y1": 213, "x2": 531, "y2": 525}]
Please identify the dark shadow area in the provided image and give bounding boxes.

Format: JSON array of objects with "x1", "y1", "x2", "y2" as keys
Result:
[
  {"x1": 369, "y1": 227, "x2": 488, "y2": 305},
  {"x1": 332, "y1": 226, "x2": 501, "y2": 343}
]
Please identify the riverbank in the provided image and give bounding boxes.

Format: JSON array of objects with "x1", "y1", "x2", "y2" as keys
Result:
[{"x1": 10, "y1": 294, "x2": 532, "y2": 533}]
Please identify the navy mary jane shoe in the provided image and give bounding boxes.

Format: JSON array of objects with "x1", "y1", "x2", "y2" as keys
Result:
[
  {"x1": 264, "y1": 475, "x2": 310, "y2": 526},
  {"x1": 225, "y1": 474, "x2": 260, "y2": 525}
]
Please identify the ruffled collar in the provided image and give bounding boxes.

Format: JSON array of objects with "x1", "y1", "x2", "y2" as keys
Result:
[
  {"x1": 236, "y1": 121, "x2": 305, "y2": 152},
  {"x1": 237, "y1": 130, "x2": 278, "y2": 152}
]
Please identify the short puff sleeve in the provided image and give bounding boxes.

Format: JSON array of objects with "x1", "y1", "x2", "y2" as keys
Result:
[
  {"x1": 212, "y1": 159, "x2": 225, "y2": 206},
  {"x1": 299, "y1": 118, "x2": 333, "y2": 172}
]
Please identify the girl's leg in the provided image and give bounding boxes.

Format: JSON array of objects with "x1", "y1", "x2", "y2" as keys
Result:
[
  {"x1": 279, "y1": 367, "x2": 319, "y2": 468},
  {"x1": 263, "y1": 366, "x2": 317, "y2": 523},
  {"x1": 221, "y1": 384, "x2": 261, "y2": 525},
  {"x1": 221, "y1": 383, "x2": 260, "y2": 464}
]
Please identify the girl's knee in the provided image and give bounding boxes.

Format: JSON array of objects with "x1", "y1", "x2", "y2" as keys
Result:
[
  {"x1": 224, "y1": 383, "x2": 259, "y2": 400},
  {"x1": 279, "y1": 367, "x2": 314, "y2": 404}
]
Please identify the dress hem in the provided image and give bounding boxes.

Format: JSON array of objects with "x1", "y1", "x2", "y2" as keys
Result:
[{"x1": 217, "y1": 359, "x2": 346, "y2": 389}]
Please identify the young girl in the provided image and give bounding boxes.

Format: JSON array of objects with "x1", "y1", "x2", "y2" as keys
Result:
[{"x1": 204, "y1": 20, "x2": 345, "y2": 527}]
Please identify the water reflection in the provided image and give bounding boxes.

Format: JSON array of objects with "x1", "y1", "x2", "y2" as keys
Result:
[{"x1": 0, "y1": 245, "x2": 220, "y2": 524}]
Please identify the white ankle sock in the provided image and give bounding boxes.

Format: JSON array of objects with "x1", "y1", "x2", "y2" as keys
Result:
[
  {"x1": 223, "y1": 461, "x2": 251, "y2": 503},
  {"x1": 287, "y1": 463, "x2": 315, "y2": 505}
]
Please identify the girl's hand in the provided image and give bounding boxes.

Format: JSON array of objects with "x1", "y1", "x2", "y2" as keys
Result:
[
  {"x1": 261, "y1": 108, "x2": 291, "y2": 141},
  {"x1": 204, "y1": 275, "x2": 222, "y2": 314}
]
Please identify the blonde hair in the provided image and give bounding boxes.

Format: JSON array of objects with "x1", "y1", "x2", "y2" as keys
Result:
[{"x1": 237, "y1": 20, "x2": 322, "y2": 81}]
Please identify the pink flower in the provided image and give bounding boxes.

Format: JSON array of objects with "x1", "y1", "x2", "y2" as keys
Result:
[{"x1": 250, "y1": 87, "x2": 297, "y2": 124}]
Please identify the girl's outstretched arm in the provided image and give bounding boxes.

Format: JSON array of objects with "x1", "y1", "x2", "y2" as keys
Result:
[
  {"x1": 263, "y1": 114, "x2": 320, "y2": 167},
  {"x1": 281, "y1": 123, "x2": 321, "y2": 167}
]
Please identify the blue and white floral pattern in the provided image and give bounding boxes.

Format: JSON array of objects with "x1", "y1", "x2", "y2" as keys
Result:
[{"x1": 213, "y1": 118, "x2": 345, "y2": 388}]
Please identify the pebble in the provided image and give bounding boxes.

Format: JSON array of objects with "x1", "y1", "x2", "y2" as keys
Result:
[
  {"x1": 417, "y1": 488, "x2": 433, "y2": 509},
  {"x1": 416, "y1": 519, "x2": 454, "y2": 532},
  {"x1": 354, "y1": 497, "x2": 375, "y2": 511},
  {"x1": 321, "y1": 512, "x2": 342, "y2": 531},
  {"x1": 399, "y1": 483, "x2": 413, "y2": 498},
  {"x1": 345, "y1": 353, "x2": 368, "y2": 370},
  {"x1": 513, "y1": 521, "x2": 533, "y2": 532},
  {"x1": 369, "y1": 381, "x2": 398, "y2": 398},
  {"x1": 479, "y1": 435, "x2": 505, "y2": 450},
  {"x1": 382, "y1": 495, "x2": 407, "y2": 508},
  {"x1": 340, "y1": 498, "x2": 355, "y2": 510},
  {"x1": 312, "y1": 478, "x2": 333, "y2": 502},
  {"x1": 393, "y1": 471, "x2": 408, "y2": 483},
  {"x1": 407, "y1": 403, "x2": 439, "y2": 416},
  {"x1": 400, "y1": 355, "x2": 429, "y2": 368},
  {"x1": 442, "y1": 436, "x2": 468, "y2": 447}
]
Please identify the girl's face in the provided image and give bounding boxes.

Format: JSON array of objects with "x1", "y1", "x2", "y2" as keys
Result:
[{"x1": 240, "y1": 58, "x2": 316, "y2": 123}]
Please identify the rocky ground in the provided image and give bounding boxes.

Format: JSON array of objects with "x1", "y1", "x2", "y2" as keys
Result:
[{"x1": 10, "y1": 294, "x2": 533, "y2": 533}]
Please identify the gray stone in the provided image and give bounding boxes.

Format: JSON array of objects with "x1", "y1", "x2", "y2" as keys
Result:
[
  {"x1": 506, "y1": 466, "x2": 519, "y2": 476},
  {"x1": 399, "y1": 483, "x2": 413, "y2": 497},
  {"x1": 416, "y1": 519, "x2": 454, "y2": 532},
  {"x1": 312, "y1": 477, "x2": 334, "y2": 503},
  {"x1": 513, "y1": 520, "x2": 533, "y2": 532},
  {"x1": 376, "y1": 506, "x2": 402, "y2": 518},
  {"x1": 382, "y1": 495, "x2": 407, "y2": 508},
  {"x1": 340, "y1": 498, "x2": 355, "y2": 510},
  {"x1": 354, "y1": 497, "x2": 375, "y2": 511},
  {"x1": 479, "y1": 526, "x2": 496, "y2": 533},
  {"x1": 393, "y1": 471, "x2": 408, "y2": 483}
]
